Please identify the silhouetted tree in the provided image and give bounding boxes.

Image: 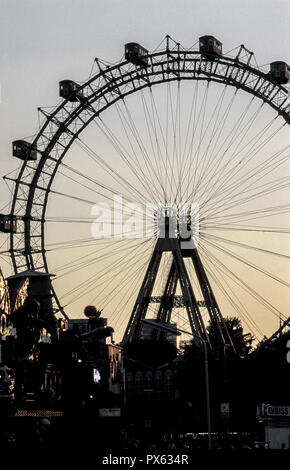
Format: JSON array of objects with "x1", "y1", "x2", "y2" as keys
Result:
[{"x1": 207, "y1": 316, "x2": 254, "y2": 359}]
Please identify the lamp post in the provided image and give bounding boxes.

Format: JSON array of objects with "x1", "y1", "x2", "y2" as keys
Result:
[{"x1": 142, "y1": 319, "x2": 212, "y2": 450}]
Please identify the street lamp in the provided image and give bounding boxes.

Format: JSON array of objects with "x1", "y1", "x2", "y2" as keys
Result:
[{"x1": 141, "y1": 319, "x2": 212, "y2": 450}]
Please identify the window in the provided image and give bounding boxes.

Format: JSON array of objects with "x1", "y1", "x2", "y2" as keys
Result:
[
  {"x1": 135, "y1": 371, "x2": 143, "y2": 399},
  {"x1": 154, "y1": 370, "x2": 163, "y2": 400},
  {"x1": 164, "y1": 370, "x2": 174, "y2": 399}
]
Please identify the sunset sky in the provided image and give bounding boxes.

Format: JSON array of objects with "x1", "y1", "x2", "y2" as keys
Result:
[{"x1": 0, "y1": 0, "x2": 289, "y2": 343}]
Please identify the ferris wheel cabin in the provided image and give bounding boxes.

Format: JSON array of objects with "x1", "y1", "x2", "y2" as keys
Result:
[
  {"x1": 59, "y1": 80, "x2": 84, "y2": 102},
  {"x1": 0, "y1": 214, "x2": 17, "y2": 233},
  {"x1": 199, "y1": 35, "x2": 222, "y2": 58},
  {"x1": 269, "y1": 61, "x2": 290, "y2": 84},
  {"x1": 125, "y1": 43, "x2": 149, "y2": 67},
  {"x1": 12, "y1": 140, "x2": 38, "y2": 161}
]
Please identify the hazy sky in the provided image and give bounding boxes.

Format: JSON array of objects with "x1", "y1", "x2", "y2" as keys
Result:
[
  {"x1": 0, "y1": 0, "x2": 289, "y2": 175},
  {"x1": 1, "y1": 0, "x2": 289, "y2": 210},
  {"x1": 0, "y1": 0, "x2": 289, "y2": 341}
]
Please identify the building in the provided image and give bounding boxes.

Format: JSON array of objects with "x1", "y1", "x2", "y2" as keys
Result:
[
  {"x1": 257, "y1": 404, "x2": 290, "y2": 449},
  {"x1": 140, "y1": 318, "x2": 178, "y2": 348},
  {"x1": 6, "y1": 270, "x2": 53, "y2": 321}
]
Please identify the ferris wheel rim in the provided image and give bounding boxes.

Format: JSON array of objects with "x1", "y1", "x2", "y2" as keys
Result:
[{"x1": 7, "y1": 43, "x2": 290, "y2": 318}]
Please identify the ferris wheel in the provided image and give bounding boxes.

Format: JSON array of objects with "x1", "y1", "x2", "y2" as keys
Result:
[{"x1": 1, "y1": 34, "x2": 290, "y2": 344}]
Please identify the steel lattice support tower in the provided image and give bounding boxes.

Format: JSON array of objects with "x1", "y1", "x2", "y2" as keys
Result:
[{"x1": 122, "y1": 216, "x2": 234, "y2": 350}]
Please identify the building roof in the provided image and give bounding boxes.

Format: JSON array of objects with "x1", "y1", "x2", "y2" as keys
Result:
[{"x1": 6, "y1": 270, "x2": 55, "y2": 280}]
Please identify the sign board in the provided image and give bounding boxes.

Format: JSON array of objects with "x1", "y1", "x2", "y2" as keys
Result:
[
  {"x1": 266, "y1": 406, "x2": 290, "y2": 417},
  {"x1": 220, "y1": 402, "x2": 230, "y2": 418},
  {"x1": 99, "y1": 407, "x2": 121, "y2": 418},
  {"x1": 93, "y1": 368, "x2": 101, "y2": 384}
]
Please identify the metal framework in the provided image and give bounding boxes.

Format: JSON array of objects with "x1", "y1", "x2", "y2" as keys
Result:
[
  {"x1": 3, "y1": 38, "x2": 290, "y2": 321},
  {"x1": 122, "y1": 216, "x2": 235, "y2": 348}
]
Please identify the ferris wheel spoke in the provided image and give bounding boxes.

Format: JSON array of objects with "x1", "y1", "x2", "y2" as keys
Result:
[
  {"x1": 183, "y1": 81, "x2": 212, "y2": 204},
  {"x1": 57, "y1": 236, "x2": 150, "y2": 275},
  {"x1": 75, "y1": 136, "x2": 151, "y2": 205},
  {"x1": 47, "y1": 189, "x2": 106, "y2": 206},
  {"x1": 201, "y1": 236, "x2": 290, "y2": 288},
  {"x1": 214, "y1": 134, "x2": 288, "y2": 213},
  {"x1": 66, "y1": 241, "x2": 153, "y2": 308},
  {"x1": 59, "y1": 161, "x2": 151, "y2": 208},
  {"x1": 200, "y1": 248, "x2": 262, "y2": 336},
  {"x1": 184, "y1": 85, "x2": 230, "y2": 203},
  {"x1": 185, "y1": 85, "x2": 231, "y2": 203},
  {"x1": 46, "y1": 236, "x2": 126, "y2": 249},
  {"x1": 199, "y1": 115, "x2": 284, "y2": 211},
  {"x1": 119, "y1": 97, "x2": 167, "y2": 203},
  {"x1": 186, "y1": 82, "x2": 210, "y2": 203},
  {"x1": 150, "y1": 84, "x2": 178, "y2": 203},
  {"x1": 202, "y1": 224, "x2": 290, "y2": 234},
  {"x1": 203, "y1": 159, "x2": 290, "y2": 220},
  {"x1": 199, "y1": 246, "x2": 264, "y2": 338},
  {"x1": 192, "y1": 93, "x2": 244, "y2": 205},
  {"x1": 55, "y1": 236, "x2": 152, "y2": 279},
  {"x1": 178, "y1": 82, "x2": 224, "y2": 204},
  {"x1": 108, "y1": 251, "x2": 172, "y2": 329},
  {"x1": 177, "y1": 81, "x2": 199, "y2": 203},
  {"x1": 56, "y1": 169, "x2": 132, "y2": 207},
  {"x1": 46, "y1": 218, "x2": 151, "y2": 234},
  {"x1": 54, "y1": 238, "x2": 141, "y2": 276},
  {"x1": 96, "y1": 111, "x2": 163, "y2": 204},
  {"x1": 61, "y1": 237, "x2": 153, "y2": 304},
  {"x1": 109, "y1": 260, "x2": 152, "y2": 329},
  {"x1": 95, "y1": 256, "x2": 150, "y2": 312},
  {"x1": 76, "y1": 257, "x2": 148, "y2": 308},
  {"x1": 194, "y1": 99, "x2": 265, "y2": 206},
  {"x1": 198, "y1": 239, "x2": 287, "y2": 322},
  {"x1": 202, "y1": 145, "x2": 290, "y2": 221},
  {"x1": 138, "y1": 87, "x2": 170, "y2": 203},
  {"x1": 201, "y1": 232, "x2": 290, "y2": 259},
  {"x1": 99, "y1": 118, "x2": 160, "y2": 201},
  {"x1": 202, "y1": 202, "x2": 290, "y2": 228},
  {"x1": 200, "y1": 135, "x2": 288, "y2": 218},
  {"x1": 165, "y1": 80, "x2": 179, "y2": 202},
  {"x1": 185, "y1": 87, "x2": 250, "y2": 205}
]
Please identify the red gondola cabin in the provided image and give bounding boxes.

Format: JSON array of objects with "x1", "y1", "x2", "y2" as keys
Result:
[
  {"x1": 12, "y1": 140, "x2": 37, "y2": 161},
  {"x1": 0, "y1": 214, "x2": 17, "y2": 233},
  {"x1": 269, "y1": 62, "x2": 290, "y2": 85},
  {"x1": 125, "y1": 43, "x2": 149, "y2": 67},
  {"x1": 59, "y1": 80, "x2": 84, "y2": 102},
  {"x1": 199, "y1": 35, "x2": 222, "y2": 57}
]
